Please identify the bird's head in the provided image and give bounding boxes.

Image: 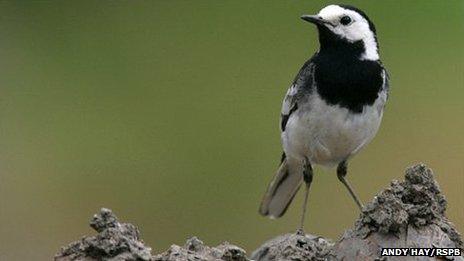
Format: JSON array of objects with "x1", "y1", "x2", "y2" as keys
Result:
[{"x1": 301, "y1": 5, "x2": 379, "y2": 61}]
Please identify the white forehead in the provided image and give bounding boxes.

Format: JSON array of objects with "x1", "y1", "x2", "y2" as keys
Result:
[{"x1": 318, "y1": 5, "x2": 364, "y2": 22}]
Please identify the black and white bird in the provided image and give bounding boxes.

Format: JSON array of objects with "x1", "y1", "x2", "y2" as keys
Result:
[{"x1": 259, "y1": 5, "x2": 389, "y2": 231}]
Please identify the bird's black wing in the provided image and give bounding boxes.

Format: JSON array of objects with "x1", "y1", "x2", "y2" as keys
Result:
[{"x1": 280, "y1": 59, "x2": 316, "y2": 132}]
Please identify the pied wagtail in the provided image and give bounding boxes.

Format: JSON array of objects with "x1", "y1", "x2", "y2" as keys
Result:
[{"x1": 259, "y1": 5, "x2": 389, "y2": 232}]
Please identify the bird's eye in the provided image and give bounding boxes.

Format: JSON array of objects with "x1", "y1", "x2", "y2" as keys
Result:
[{"x1": 340, "y1": 16, "x2": 352, "y2": 25}]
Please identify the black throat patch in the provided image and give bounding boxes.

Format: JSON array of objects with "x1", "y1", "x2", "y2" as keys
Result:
[{"x1": 313, "y1": 26, "x2": 383, "y2": 113}]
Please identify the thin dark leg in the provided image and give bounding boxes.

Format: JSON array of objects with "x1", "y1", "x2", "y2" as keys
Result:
[
  {"x1": 298, "y1": 159, "x2": 313, "y2": 234},
  {"x1": 337, "y1": 161, "x2": 364, "y2": 211}
]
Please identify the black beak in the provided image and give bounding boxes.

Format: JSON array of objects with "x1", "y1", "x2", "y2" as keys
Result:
[{"x1": 301, "y1": 15, "x2": 328, "y2": 26}]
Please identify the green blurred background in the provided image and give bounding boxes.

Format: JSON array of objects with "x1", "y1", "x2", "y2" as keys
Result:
[{"x1": 0, "y1": 1, "x2": 463, "y2": 260}]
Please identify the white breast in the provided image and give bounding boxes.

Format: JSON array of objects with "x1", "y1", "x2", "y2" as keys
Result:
[{"x1": 282, "y1": 91, "x2": 386, "y2": 167}]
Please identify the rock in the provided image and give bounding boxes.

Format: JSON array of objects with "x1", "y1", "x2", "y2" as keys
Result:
[
  {"x1": 55, "y1": 208, "x2": 152, "y2": 261},
  {"x1": 332, "y1": 164, "x2": 463, "y2": 260},
  {"x1": 250, "y1": 232, "x2": 334, "y2": 261},
  {"x1": 152, "y1": 237, "x2": 248, "y2": 261},
  {"x1": 55, "y1": 210, "x2": 247, "y2": 261},
  {"x1": 252, "y1": 164, "x2": 463, "y2": 260},
  {"x1": 56, "y1": 164, "x2": 463, "y2": 261}
]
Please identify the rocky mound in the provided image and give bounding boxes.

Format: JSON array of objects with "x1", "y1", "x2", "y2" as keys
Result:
[{"x1": 56, "y1": 164, "x2": 462, "y2": 260}]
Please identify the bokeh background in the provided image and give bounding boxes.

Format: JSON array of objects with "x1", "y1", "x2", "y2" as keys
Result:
[{"x1": 0, "y1": 1, "x2": 463, "y2": 260}]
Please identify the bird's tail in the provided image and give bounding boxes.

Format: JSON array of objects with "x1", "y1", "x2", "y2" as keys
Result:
[{"x1": 259, "y1": 155, "x2": 304, "y2": 218}]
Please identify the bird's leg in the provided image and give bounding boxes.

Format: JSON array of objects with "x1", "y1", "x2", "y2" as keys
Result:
[
  {"x1": 337, "y1": 161, "x2": 364, "y2": 211},
  {"x1": 298, "y1": 158, "x2": 313, "y2": 234}
]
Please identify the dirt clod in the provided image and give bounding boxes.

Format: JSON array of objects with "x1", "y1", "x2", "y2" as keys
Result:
[
  {"x1": 55, "y1": 208, "x2": 152, "y2": 261},
  {"x1": 152, "y1": 237, "x2": 248, "y2": 261},
  {"x1": 55, "y1": 164, "x2": 462, "y2": 261},
  {"x1": 253, "y1": 164, "x2": 462, "y2": 260},
  {"x1": 333, "y1": 164, "x2": 463, "y2": 260},
  {"x1": 251, "y1": 233, "x2": 334, "y2": 260}
]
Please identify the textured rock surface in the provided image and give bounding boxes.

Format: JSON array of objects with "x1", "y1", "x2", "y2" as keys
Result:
[
  {"x1": 252, "y1": 164, "x2": 463, "y2": 260},
  {"x1": 332, "y1": 164, "x2": 463, "y2": 260},
  {"x1": 55, "y1": 208, "x2": 153, "y2": 261},
  {"x1": 56, "y1": 164, "x2": 462, "y2": 260},
  {"x1": 250, "y1": 232, "x2": 334, "y2": 260},
  {"x1": 152, "y1": 237, "x2": 248, "y2": 261},
  {"x1": 55, "y1": 209, "x2": 248, "y2": 261}
]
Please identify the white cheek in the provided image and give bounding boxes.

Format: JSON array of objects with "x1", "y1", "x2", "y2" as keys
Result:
[
  {"x1": 347, "y1": 23, "x2": 379, "y2": 60},
  {"x1": 339, "y1": 20, "x2": 370, "y2": 41}
]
